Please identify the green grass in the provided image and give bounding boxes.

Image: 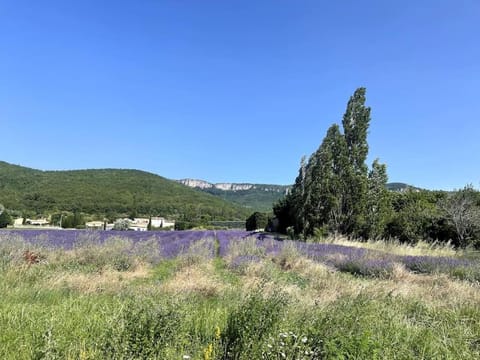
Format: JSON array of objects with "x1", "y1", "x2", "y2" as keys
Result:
[
  {"x1": 151, "y1": 258, "x2": 179, "y2": 281},
  {"x1": 0, "y1": 238, "x2": 479, "y2": 359}
]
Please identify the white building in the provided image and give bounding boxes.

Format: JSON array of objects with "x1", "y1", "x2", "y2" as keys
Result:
[
  {"x1": 85, "y1": 221, "x2": 105, "y2": 230},
  {"x1": 112, "y1": 217, "x2": 175, "y2": 231},
  {"x1": 151, "y1": 217, "x2": 175, "y2": 229},
  {"x1": 128, "y1": 218, "x2": 149, "y2": 231},
  {"x1": 26, "y1": 218, "x2": 49, "y2": 226}
]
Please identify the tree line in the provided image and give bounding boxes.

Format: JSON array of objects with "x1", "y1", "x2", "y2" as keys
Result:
[{"x1": 257, "y1": 88, "x2": 479, "y2": 248}]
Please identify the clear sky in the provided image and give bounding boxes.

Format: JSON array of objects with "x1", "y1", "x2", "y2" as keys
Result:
[{"x1": 1, "y1": 1, "x2": 479, "y2": 190}]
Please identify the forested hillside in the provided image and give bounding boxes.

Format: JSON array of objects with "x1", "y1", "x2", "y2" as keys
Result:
[{"x1": 0, "y1": 161, "x2": 250, "y2": 221}]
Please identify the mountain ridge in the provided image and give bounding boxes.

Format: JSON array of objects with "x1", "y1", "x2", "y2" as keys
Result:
[
  {"x1": 178, "y1": 178, "x2": 291, "y2": 193},
  {"x1": 177, "y1": 178, "x2": 291, "y2": 212}
]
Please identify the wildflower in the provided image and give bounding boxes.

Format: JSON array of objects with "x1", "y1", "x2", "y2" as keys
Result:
[
  {"x1": 215, "y1": 325, "x2": 221, "y2": 340},
  {"x1": 203, "y1": 343, "x2": 214, "y2": 360},
  {"x1": 79, "y1": 349, "x2": 89, "y2": 360}
]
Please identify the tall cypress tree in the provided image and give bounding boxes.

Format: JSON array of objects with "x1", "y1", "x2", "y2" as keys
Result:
[{"x1": 340, "y1": 88, "x2": 371, "y2": 235}]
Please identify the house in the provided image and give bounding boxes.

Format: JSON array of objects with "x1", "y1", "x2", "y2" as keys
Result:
[
  {"x1": 128, "y1": 218, "x2": 149, "y2": 231},
  {"x1": 133, "y1": 218, "x2": 149, "y2": 225},
  {"x1": 85, "y1": 221, "x2": 105, "y2": 230},
  {"x1": 128, "y1": 222, "x2": 148, "y2": 231},
  {"x1": 151, "y1": 217, "x2": 175, "y2": 229},
  {"x1": 162, "y1": 219, "x2": 175, "y2": 228},
  {"x1": 112, "y1": 217, "x2": 175, "y2": 231},
  {"x1": 128, "y1": 224, "x2": 148, "y2": 231},
  {"x1": 151, "y1": 217, "x2": 163, "y2": 228},
  {"x1": 26, "y1": 218, "x2": 49, "y2": 226}
]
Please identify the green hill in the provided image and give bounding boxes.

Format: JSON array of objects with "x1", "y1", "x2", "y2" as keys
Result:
[{"x1": 0, "y1": 161, "x2": 250, "y2": 221}]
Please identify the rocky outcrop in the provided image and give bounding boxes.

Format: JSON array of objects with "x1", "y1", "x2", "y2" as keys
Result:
[
  {"x1": 178, "y1": 179, "x2": 290, "y2": 193},
  {"x1": 177, "y1": 179, "x2": 214, "y2": 189}
]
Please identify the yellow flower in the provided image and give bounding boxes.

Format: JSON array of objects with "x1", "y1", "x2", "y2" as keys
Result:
[
  {"x1": 215, "y1": 325, "x2": 221, "y2": 340},
  {"x1": 203, "y1": 343, "x2": 214, "y2": 360},
  {"x1": 79, "y1": 349, "x2": 89, "y2": 360}
]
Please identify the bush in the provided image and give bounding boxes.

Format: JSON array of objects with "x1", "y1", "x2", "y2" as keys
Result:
[
  {"x1": 246, "y1": 212, "x2": 268, "y2": 231},
  {"x1": 0, "y1": 209, "x2": 12, "y2": 228}
]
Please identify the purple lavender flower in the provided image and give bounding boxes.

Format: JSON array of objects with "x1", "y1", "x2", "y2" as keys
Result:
[{"x1": 1, "y1": 229, "x2": 478, "y2": 280}]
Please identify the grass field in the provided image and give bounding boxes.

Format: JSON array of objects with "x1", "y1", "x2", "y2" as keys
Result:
[{"x1": 0, "y1": 230, "x2": 479, "y2": 359}]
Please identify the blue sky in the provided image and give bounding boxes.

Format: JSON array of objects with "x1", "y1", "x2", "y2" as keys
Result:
[{"x1": 1, "y1": 1, "x2": 479, "y2": 190}]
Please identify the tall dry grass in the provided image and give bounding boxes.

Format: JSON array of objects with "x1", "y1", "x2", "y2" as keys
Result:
[{"x1": 311, "y1": 234, "x2": 459, "y2": 257}]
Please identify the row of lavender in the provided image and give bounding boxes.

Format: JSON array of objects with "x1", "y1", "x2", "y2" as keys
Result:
[
  {"x1": 0, "y1": 230, "x2": 215, "y2": 259},
  {"x1": 215, "y1": 231, "x2": 480, "y2": 281},
  {"x1": 1, "y1": 229, "x2": 478, "y2": 280},
  {"x1": 298, "y1": 242, "x2": 477, "y2": 278}
]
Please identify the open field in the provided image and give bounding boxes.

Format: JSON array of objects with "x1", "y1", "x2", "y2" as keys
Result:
[{"x1": 1, "y1": 230, "x2": 479, "y2": 359}]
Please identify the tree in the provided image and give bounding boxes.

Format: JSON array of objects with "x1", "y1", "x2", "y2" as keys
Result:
[
  {"x1": 302, "y1": 124, "x2": 350, "y2": 236},
  {"x1": 272, "y1": 197, "x2": 294, "y2": 234},
  {"x1": 129, "y1": 209, "x2": 137, "y2": 220},
  {"x1": 440, "y1": 185, "x2": 480, "y2": 247},
  {"x1": 386, "y1": 190, "x2": 441, "y2": 244},
  {"x1": 281, "y1": 88, "x2": 373, "y2": 237},
  {"x1": 364, "y1": 159, "x2": 391, "y2": 239},
  {"x1": 246, "y1": 212, "x2": 268, "y2": 231},
  {"x1": 61, "y1": 211, "x2": 85, "y2": 229},
  {"x1": 342, "y1": 88, "x2": 371, "y2": 174},
  {"x1": 0, "y1": 204, "x2": 12, "y2": 228},
  {"x1": 340, "y1": 87, "x2": 371, "y2": 235},
  {"x1": 288, "y1": 156, "x2": 308, "y2": 235},
  {"x1": 114, "y1": 218, "x2": 130, "y2": 231},
  {"x1": 273, "y1": 88, "x2": 384, "y2": 241}
]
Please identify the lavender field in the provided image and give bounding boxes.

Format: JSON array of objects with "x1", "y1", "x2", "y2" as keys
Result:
[
  {"x1": 2, "y1": 229, "x2": 478, "y2": 280},
  {"x1": 1, "y1": 229, "x2": 479, "y2": 359}
]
